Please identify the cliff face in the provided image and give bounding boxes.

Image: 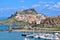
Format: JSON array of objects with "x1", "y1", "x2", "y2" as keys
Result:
[
  {"x1": 46, "y1": 16, "x2": 60, "y2": 24},
  {"x1": 39, "y1": 16, "x2": 60, "y2": 27}
]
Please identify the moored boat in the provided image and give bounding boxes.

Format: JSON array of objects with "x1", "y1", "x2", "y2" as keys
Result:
[
  {"x1": 38, "y1": 33, "x2": 60, "y2": 40},
  {"x1": 22, "y1": 33, "x2": 60, "y2": 40}
]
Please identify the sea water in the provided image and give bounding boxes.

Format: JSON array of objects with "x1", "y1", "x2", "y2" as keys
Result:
[
  {"x1": 0, "y1": 25, "x2": 55, "y2": 40},
  {"x1": 0, "y1": 31, "x2": 50, "y2": 40}
]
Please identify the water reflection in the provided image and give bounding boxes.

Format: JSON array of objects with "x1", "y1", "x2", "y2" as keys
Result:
[
  {"x1": 24, "y1": 38, "x2": 30, "y2": 40},
  {"x1": 24, "y1": 37, "x2": 52, "y2": 40}
]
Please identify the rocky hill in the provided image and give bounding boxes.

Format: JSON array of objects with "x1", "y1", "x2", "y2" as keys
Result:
[
  {"x1": 7, "y1": 9, "x2": 37, "y2": 19},
  {"x1": 33, "y1": 15, "x2": 60, "y2": 28},
  {"x1": 15, "y1": 8, "x2": 38, "y2": 14},
  {"x1": 0, "y1": 8, "x2": 60, "y2": 29}
]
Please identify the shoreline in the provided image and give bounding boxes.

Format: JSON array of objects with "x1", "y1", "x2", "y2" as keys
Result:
[
  {"x1": 12, "y1": 29, "x2": 60, "y2": 33},
  {"x1": 0, "y1": 29, "x2": 60, "y2": 33}
]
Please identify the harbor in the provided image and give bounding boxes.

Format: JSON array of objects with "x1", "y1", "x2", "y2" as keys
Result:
[
  {"x1": 0, "y1": 24, "x2": 60, "y2": 40},
  {"x1": 22, "y1": 32, "x2": 60, "y2": 40}
]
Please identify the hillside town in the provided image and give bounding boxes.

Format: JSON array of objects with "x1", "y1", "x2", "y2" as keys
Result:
[
  {"x1": 15, "y1": 14, "x2": 48, "y2": 24},
  {"x1": 0, "y1": 9, "x2": 60, "y2": 30}
]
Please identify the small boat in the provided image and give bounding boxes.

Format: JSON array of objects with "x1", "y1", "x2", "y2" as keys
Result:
[
  {"x1": 33, "y1": 35, "x2": 39, "y2": 38},
  {"x1": 39, "y1": 33, "x2": 59, "y2": 40},
  {"x1": 22, "y1": 33, "x2": 60, "y2": 40},
  {"x1": 22, "y1": 34, "x2": 34, "y2": 38},
  {"x1": 22, "y1": 34, "x2": 30, "y2": 36},
  {"x1": 22, "y1": 34, "x2": 39, "y2": 38}
]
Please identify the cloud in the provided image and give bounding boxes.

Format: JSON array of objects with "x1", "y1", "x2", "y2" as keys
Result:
[
  {"x1": 54, "y1": 2, "x2": 60, "y2": 8},
  {"x1": 21, "y1": 6, "x2": 29, "y2": 9},
  {"x1": 38, "y1": 2, "x2": 55, "y2": 4},
  {"x1": 32, "y1": 2, "x2": 53, "y2": 9},
  {"x1": 36, "y1": 2, "x2": 60, "y2": 11},
  {"x1": 20, "y1": 0, "x2": 25, "y2": 3},
  {"x1": 48, "y1": 2, "x2": 60, "y2": 10},
  {"x1": 0, "y1": 8, "x2": 18, "y2": 13},
  {"x1": 45, "y1": 4, "x2": 49, "y2": 7},
  {"x1": 22, "y1": 6, "x2": 25, "y2": 8},
  {"x1": 0, "y1": 8, "x2": 17, "y2": 11},
  {"x1": 32, "y1": 4, "x2": 40, "y2": 8},
  {"x1": 57, "y1": 2, "x2": 60, "y2": 5}
]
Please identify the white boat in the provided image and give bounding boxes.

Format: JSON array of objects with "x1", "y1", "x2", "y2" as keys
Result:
[
  {"x1": 23, "y1": 34, "x2": 39, "y2": 38},
  {"x1": 33, "y1": 34, "x2": 39, "y2": 38},
  {"x1": 26, "y1": 34, "x2": 34, "y2": 37},
  {"x1": 22, "y1": 33, "x2": 60, "y2": 40},
  {"x1": 39, "y1": 33, "x2": 59, "y2": 40}
]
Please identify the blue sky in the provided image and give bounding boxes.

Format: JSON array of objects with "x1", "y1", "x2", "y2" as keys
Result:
[{"x1": 0, "y1": 0, "x2": 60, "y2": 18}]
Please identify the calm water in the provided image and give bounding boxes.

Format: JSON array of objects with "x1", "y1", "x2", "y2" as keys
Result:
[
  {"x1": 0, "y1": 31, "x2": 50, "y2": 40},
  {"x1": 0, "y1": 25, "x2": 55, "y2": 40}
]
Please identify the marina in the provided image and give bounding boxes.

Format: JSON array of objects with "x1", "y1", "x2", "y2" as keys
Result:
[
  {"x1": 0, "y1": 25, "x2": 60, "y2": 40},
  {"x1": 22, "y1": 32, "x2": 60, "y2": 40}
]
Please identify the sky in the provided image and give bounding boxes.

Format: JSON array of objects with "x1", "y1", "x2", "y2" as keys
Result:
[{"x1": 0, "y1": 0, "x2": 60, "y2": 18}]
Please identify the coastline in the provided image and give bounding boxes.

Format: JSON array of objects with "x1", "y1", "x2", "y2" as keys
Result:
[
  {"x1": 0, "y1": 29, "x2": 60, "y2": 33},
  {"x1": 12, "y1": 29, "x2": 60, "y2": 33}
]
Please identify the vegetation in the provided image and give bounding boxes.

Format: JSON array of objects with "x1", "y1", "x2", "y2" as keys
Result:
[{"x1": 0, "y1": 8, "x2": 60, "y2": 31}]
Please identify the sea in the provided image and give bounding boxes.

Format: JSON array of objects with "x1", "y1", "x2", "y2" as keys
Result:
[
  {"x1": 0, "y1": 31, "x2": 49, "y2": 40},
  {"x1": 0, "y1": 24, "x2": 52, "y2": 40}
]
